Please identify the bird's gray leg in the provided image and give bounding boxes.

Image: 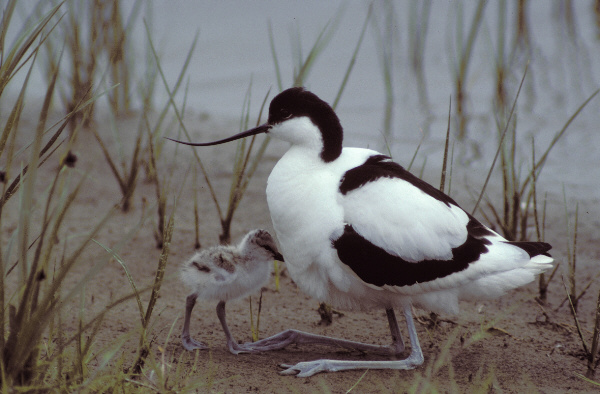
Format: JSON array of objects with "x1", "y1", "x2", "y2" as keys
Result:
[
  {"x1": 242, "y1": 329, "x2": 397, "y2": 355},
  {"x1": 279, "y1": 304, "x2": 424, "y2": 377},
  {"x1": 386, "y1": 307, "x2": 405, "y2": 355},
  {"x1": 242, "y1": 310, "x2": 404, "y2": 356},
  {"x1": 216, "y1": 300, "x2": 258, "y2": 355},
  {"x1": 181, "y1": 294, "x2": 208, "y2": 351}
]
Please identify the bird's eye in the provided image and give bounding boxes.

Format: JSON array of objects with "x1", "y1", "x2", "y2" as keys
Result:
[
  {"x1": 280, "y1": 109, "x2": 292, "y2": 120},
  {"x1": 192, "y1": 262, "x2": 210, "y2": 272}
]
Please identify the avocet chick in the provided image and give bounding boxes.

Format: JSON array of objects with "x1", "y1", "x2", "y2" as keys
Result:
[{"x1": 180, "y1": 229, "x2": 284, "y2": 354}]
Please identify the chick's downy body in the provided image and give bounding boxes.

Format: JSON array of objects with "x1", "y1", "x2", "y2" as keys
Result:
[{"x1": 180, "y1": 229, "x2": 283, "y2": 354}]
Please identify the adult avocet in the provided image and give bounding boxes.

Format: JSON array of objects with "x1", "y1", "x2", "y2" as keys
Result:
[
  {"x1": 180, "y1": 229, "x2": 283, "y2": 354},
  {"x1": 169, "y1": 87, "x2": 553, "y2": 377}
]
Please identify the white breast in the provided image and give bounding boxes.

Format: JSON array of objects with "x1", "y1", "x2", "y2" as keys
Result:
[{"x1": 266, "y1": 146, "x2": 375, "y2": 302}]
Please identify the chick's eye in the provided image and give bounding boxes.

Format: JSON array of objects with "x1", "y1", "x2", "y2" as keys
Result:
[{"x1": 280, "y1": 109, "x2": 292, "y2": 119}]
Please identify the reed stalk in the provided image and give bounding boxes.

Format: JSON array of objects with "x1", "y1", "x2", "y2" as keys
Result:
[{"x1": 453, "y1": 0, "x2": 487, "y2": 139}]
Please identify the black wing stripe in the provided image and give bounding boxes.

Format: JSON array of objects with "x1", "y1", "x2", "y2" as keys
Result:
[
  {"x1": 332, "y1": 221, "x2": 490, "y2": 288},
  {"x1": 339, "y1": 155, "x2": 458, "y2": 207}
]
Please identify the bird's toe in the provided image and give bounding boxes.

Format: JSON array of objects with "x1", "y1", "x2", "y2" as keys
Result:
[
  {"x1": 182, "y1": 337, "x2": 208, "y2": 351},
  {"x1": 279, "y1": 361, "x2": 325, "y2": 377},
  {"x1": 279, "y1": 364, "x2": 300, "y2": 376},
  {"x1": 228, "y1": 342, "x2": 263, "y2": 355}
]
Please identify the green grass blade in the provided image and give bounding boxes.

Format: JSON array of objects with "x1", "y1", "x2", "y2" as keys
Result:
[
  {"x1": 5, "y1": 182, "x2": 115, "y2": 381},
  {"x1": 34, "y1": 204, "x2": 118, "y2": 321},
  {"x1": 0, "y1": 49, "x2": 34, "y2": 159},
  {"x1": 440, "y1": 96, "x2": 452, "y2": 192},
  {"x1": 574, "y1": 373, "x2": 600, "y2": 387},
  {"x1": 143, "y1": 212, "x2": 174, "y2": 327},
  {"x1": 243, "y1": 87, "x2": 272, "y2": 177},
  {"x1": 149, "y1": 28, "x2": 198, "y2": 140},
  {"x1": 520, "y1": 87, "x2": 600, "y2": 195},
  {"x1": 17, "y1": 52, "x2": 44, "y2": 285},
  {"x1": 0, "y1": 1, "x2": 63, "y2": 96},
  {"x1": 52, "y1": 287, "x2": 152, "y2": 358},
  {"x1": 92, "y1": 127, "x2": 126, "y2": 192},
  {"x1": 563, "y1": 278, "x2": 589, "y2": 354},
  {"x1": 145, "y1": 21, "x2": 223, "y2": 221},
  {"x1": 92, "y1": 240, "x2": 145, "y2": 324},
  {"x1": 471, "y1": 63, "x2": 527, "y2": 215},
  {"x1": 407, "y1": 135, "x2": 424, "y2": 172},
  {"x1": 458, "y1": 0, "x2": 487, "y2": 82},
  {"x1": 1, "y1": 83, "x2": 117, "y2": 208},
  {"x1": 589, "y1": 290, "x2": 600, "y2": 375},
  {"x1": 225, "y1": 88, "x2": 272, "y2": 234},
  {"x1": 332, "y1": 3, "x2": 372, "y2": 110},
  {"x1": 268, "y1": 20, "x2": 283, "y2": 92},
  {"x1": 0, "y1": 1, "x2": 18, "y2": 63},
  {"x1": 292, "y1": 6, "x2": 344, "y2": 86}
]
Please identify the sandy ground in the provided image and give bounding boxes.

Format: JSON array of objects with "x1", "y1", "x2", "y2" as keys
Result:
[{"x1": 4, "y1": 107, "x2": 600, "y2": 393}]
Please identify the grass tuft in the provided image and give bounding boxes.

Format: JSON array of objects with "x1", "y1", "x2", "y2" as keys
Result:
[
  {"x1": 372, "y1": 1, "x2": 397, "y2": 138},
  {"x1": 249, "y1": 290, "x2": 264, "y2": 342}
]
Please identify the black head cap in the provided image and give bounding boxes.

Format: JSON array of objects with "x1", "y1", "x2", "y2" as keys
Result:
[{"x1": 268, "y1": 87, "x2": 343, "y2": 162}]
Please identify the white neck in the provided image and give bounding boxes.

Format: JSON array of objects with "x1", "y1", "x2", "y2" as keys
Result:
[{"x1": 269, "y1": 116, "x2": 323, "y2": 152}]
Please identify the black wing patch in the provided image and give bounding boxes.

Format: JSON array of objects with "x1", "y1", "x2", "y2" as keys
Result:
[
  {"x1": 504, "y1": 241, "x2": 552, "y2": 257},
  {"x1": 339, "y1": 155, "x2": 458, "y2": 207},
  {"x1": 332, "y1": 221, "x2": 491, "y2": 288}
]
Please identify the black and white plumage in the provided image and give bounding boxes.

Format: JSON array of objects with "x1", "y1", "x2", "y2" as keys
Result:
[
  {"x1": 180, "y1": 229, "x2": 283, "y2": 354},
  {"x1": 169, "y1": 87, "x2": 553, "y2": 377}
]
